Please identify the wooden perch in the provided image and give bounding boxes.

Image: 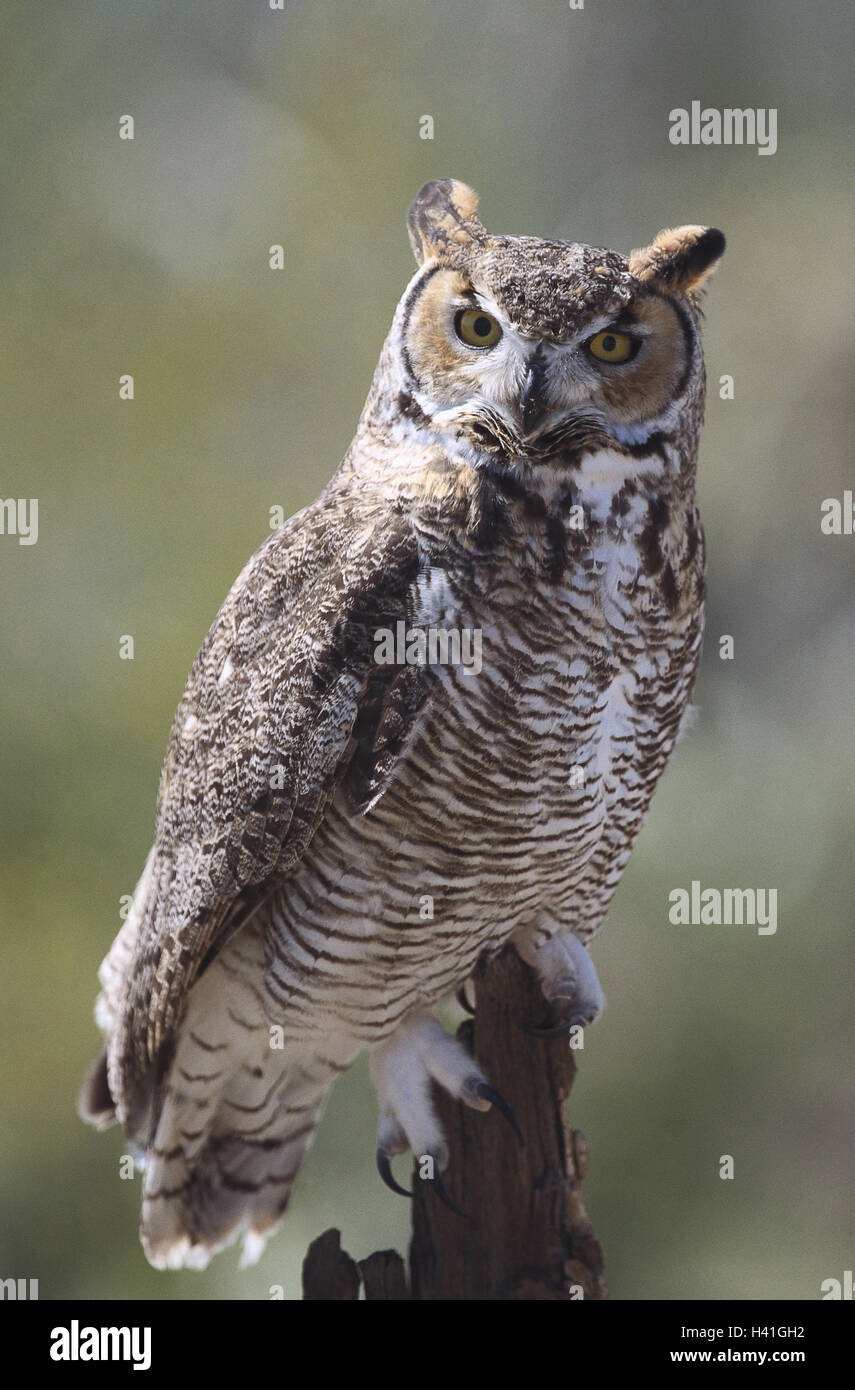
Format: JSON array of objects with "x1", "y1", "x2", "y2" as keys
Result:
[{"x1": 302, "y1": 945, "x2": 606, "y2": 1301}]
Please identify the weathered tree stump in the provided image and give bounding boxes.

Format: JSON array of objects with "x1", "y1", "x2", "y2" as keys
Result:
[
  {"x1": 302, "y1": 946, "x2": 606, "y2": 1301},
  {"x1": 301, "y1": 1228, "x2": 360, "y2": 1301}
]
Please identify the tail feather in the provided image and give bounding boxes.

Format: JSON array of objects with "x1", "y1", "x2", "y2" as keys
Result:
[
  {"x1": 141, "y1": 1057, "x2": 336, "y2": 1269},
  {"x1": 83, "y1": 878, "x2": 353, "y2": 1269}
]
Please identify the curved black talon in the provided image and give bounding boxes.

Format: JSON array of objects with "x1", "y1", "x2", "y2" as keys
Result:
[
  {"x1": 377, "y1": 1147, "x2": 412, "y2": 1198},
  {"x1": 516, "y1": 1012, "x2": 587, "y2": 1040},
  {"x1": 517, "y1": 1018, "x2": 570, "y2": 1039},
  {"x1": 428, "y1": 1166, "x2": 465, "y2": 1217},
  {"x1": 474, "y1": 1081, "x2": 524, "y2": 1143},
  {"x1": 456, "y1": 983, "x2": 475, "y2": 1015}
]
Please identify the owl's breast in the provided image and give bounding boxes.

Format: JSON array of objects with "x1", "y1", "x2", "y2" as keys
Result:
[
  {"x1": 384, "y1": 522, "x2": 700, "y2": 869},
  {"x1": 260, "y1": 516, "x2": 703, "y2": 1039}
]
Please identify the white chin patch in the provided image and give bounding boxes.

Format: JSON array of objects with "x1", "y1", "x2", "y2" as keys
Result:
[{"x1": 608, "y1": 408, "x2": 678, "y2": 446}]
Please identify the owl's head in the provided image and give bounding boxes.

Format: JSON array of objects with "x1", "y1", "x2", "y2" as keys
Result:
[{"x1": 388, "y1": 179, "x2": 724, "y2": 471}]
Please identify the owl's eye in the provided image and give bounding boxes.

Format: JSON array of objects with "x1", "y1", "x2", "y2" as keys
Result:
[
  {"x1": 454, "y1": 308, "x2": 502, "y2": 348},
  {"x1": 586, "y1": 329, "x2": 640, "y2": 364}
]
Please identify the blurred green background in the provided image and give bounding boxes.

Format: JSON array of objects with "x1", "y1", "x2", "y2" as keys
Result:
[{"x1": 2, "y1": 0, "x2": 853, "y2": 1301}]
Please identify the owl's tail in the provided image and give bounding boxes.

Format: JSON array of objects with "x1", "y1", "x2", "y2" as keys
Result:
[{"x1": 139, "y1": 1047, "x2": 341, "y2": 1271}]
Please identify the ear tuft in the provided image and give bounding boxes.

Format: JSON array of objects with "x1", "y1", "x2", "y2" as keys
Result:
[
  {"x1": 407, "y1": 179, "x2": 486, "y2": 266},
  {"x1": 629, "y1": 225, "x2": 725, "y2": 295}
]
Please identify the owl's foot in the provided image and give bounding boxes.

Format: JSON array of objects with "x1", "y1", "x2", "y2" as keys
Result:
[
  {"x1": 515, "y1": 929, "x2": 605, "y2": 1037},
  {"x1": 371, "y1": 1012, "x2": 521, "y2": 1209}
]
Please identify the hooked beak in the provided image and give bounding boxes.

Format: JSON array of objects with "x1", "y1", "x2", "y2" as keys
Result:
[{"x1": 519, "y1": 351, "x2": 547, "y2": 435}]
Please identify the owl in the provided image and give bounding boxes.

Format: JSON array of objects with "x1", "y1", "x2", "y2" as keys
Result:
[{"x1": 80, "y1": 180, "x2": 724, "y2": 1269}]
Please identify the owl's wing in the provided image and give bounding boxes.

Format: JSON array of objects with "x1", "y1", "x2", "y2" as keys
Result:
[{"x1": 109, "y1": 496, "x2": 436, "y2": 1133}]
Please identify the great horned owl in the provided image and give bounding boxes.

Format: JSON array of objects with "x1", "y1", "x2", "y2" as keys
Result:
[{"x1": 81, "y1": 180, "x2": 724, "y2": 1269}]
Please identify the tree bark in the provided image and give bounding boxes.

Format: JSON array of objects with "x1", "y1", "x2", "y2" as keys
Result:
[
  {"x1": 302, "y1": 945, "x2": 606, "y2": 1301},
  {"x1": 302, "y1": 1228, "x2": 360, "y2": 1300}
]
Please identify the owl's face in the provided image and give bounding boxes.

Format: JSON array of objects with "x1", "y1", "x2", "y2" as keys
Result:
[{"x1": 395, "y1": 181, "x2": 724, "y2": 467}]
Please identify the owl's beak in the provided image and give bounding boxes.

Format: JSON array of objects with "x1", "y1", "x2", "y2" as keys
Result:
[{"x1": 519, "y1": 352, "x2": 547, "y2": 435}]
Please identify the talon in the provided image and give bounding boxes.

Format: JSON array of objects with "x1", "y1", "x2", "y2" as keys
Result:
[
  {"x1": 517, "y1": 1020, "x2": 569, "y2": 1038},
  {"x1": 516, "y1": 1011, "x2": 585, "y2": 1039},
  {"x1": 427, "y1": 1165, "x2": 465, "y2": 1216},
  {"x1": 376, "y1": 1147, "x2": 412, "y2": 1198},
  {"x1": 473, "y1": 1081, "x2": 524, "y2": 1143},
  {"x1": 456, "y1": 983, "x2": 475, "y2": 1015}
]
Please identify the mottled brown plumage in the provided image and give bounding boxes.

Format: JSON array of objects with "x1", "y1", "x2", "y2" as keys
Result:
[{"x1": 81, "y1": 180, "x2": 723, "y2": 1268}]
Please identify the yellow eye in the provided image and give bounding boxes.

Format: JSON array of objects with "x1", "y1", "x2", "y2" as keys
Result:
[
  {"x1": 587, "y1": 329, "x2": 638, "y2": 364},
  {"x1": 455, "y1": 308, "x2": 502, "y2": 348}
]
